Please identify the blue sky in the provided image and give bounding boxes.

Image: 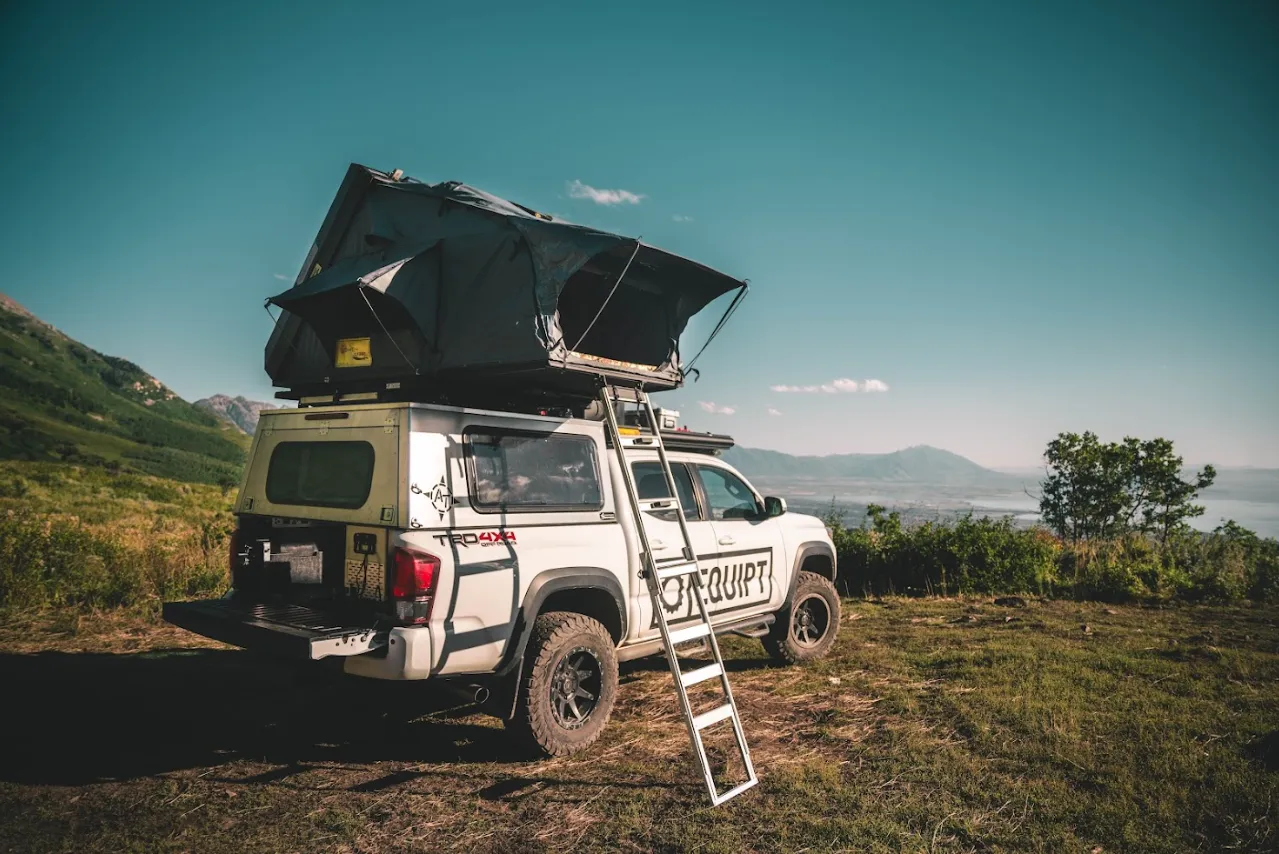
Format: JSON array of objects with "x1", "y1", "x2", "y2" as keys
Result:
[{"x1": 2, "y1": 0, "x2": 1276, "y2": 467}]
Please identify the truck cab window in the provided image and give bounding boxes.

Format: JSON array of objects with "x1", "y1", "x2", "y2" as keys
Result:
[
  {"x1": 696, "y1": 466, "x2": 761, "y2": 520},
  {"x1": 632, "y1": 462, "x2": 701, "y2": 521}
]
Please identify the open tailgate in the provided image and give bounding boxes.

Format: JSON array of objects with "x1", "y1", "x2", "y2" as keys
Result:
[{"x1": 163, "y1": 599, "x2": 386, "y2": 660}]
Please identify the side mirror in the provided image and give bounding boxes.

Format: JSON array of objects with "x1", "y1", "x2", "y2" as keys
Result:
[{"x1": 764, "y1": 496, "x2": 787, "y2": 518}]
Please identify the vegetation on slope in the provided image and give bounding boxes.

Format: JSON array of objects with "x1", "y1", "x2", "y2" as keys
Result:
[{"x1": 0, "y1": 293, "x2": 248, "y2": 485}]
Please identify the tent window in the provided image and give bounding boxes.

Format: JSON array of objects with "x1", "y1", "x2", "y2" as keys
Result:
[{"x1": 558, "y1": 270, "x2": 671, "y2": 366}]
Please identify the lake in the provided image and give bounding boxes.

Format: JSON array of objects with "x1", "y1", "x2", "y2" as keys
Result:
[{"x1": 747, "y1": 470, "x2": 1279, "y2": 539}]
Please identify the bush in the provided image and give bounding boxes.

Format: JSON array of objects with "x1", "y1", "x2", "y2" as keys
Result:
[
  {"x1": 1167, "y1": 521, "x2": 1279, "y2": 604},
  {"x1": 833, "y1": 506, "x2": 1057, "y2": 597},
  {"x1": 0, "y1": 511, "x2": 228, "y2": 613},
  {"x1": 1059, "y1": 536, "x2": 1164, "y2": 602},
  {"x1": 829, "y1": 505, "x2": 1278, "y2": 604}
]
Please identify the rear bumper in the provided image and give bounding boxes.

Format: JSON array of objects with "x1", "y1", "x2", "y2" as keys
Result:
[
  {"x1": 162, "y1": 599, "x2": 386, "y2": 661},
  {"x1": 343, "y1": 626, "x2": 434, "y2": 680}
]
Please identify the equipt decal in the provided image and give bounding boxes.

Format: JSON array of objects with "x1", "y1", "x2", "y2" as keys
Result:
[{"x1": 651, "y1": 547, "x2": 774, "y2": 627}]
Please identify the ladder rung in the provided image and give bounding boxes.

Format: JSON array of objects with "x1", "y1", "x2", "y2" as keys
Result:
[
  {"x1": 667, "y1": 623, "x2": 711, "y2": 645},
  {"x1": 692, "y1": 703, "x2": 735, "y2": 731},
  {"x1": 654, "y1": 561, "x2": 699, "y2": 581},
  {"x1": 637, "y1": 498, "x2": 677, "y2": 513},
  {"x1": 609, "y1": 386, "x2": 643, "y2": 402},
  {"x1": 680, "y1": 662, "x2": 723, "y2": 688},
  {"x1": 711, "y1": 777, "x2": 758, "y2": 806}
]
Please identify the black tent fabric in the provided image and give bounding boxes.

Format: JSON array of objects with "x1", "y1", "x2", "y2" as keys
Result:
[{"x1": 265, "y1": 165, "x2": 747, "y2": 400}]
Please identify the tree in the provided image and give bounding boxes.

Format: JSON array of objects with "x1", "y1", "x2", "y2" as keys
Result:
[
  {"x1": 1039, "y1": 432, "x2": 1215, "y2": 543},
  {"x1": 1039, "y1": 432, "x2": 1129, "y2": 542},
  {"x1": 1129, "y1": 437, "x2": 1215, "y2": 543}
]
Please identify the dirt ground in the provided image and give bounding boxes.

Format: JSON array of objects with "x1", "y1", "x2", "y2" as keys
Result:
[{"x1": 1, "y1": 600, "x2": 1275, "y2": 853}]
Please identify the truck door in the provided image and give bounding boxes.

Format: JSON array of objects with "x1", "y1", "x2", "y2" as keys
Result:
[
  {"x1": 693, "y1": 463, "x2": 786, "y2": 619},
  {"x1": 628, "y1": 460, "x2": 719, "y2": 640}
]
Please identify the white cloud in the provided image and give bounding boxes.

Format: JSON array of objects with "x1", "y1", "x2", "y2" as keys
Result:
[
  {"x1": 272, "y1": 273, "x2": 290, "y2": 281},
  {"x1": 567, "y1": 179, "x2": 644, "y2": 206},
  {"x1": 698, "y1": 401, "x2": 736, "y2": 415},
  {"x1": 767, "y1": 407, "x2": 783, "y2": 416},
  {"x1": 672, "y1": 214, "x2": 693, "y2": 222},
  {"x1": 771, "y1": 378, "x2": 890, "y2": 394}
]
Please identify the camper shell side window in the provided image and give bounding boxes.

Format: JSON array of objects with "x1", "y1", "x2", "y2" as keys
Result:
[{"x1": 463, "y1": 427, "x2": 604, "y2": 514}]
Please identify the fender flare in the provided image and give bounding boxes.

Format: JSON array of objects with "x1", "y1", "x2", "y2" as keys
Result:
[
  {"x1": 782, "y1": 541, "x2": 838, "y2": 610},
  {"x1": 495, "y1": 567, "x2": 627, "y2": 677}
]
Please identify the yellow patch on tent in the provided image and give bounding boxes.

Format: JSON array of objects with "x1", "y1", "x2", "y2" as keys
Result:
[{"x1": 336, "y1": 337, "x2": 373, "y2": 368}]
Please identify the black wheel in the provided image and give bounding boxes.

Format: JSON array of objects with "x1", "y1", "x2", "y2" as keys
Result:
[
  {"x1": 764, "y1": 571, "x2": 841, "y2": 664},
  {"x1": 506, "y1": 611, "x2": 618, "y2": 757}
]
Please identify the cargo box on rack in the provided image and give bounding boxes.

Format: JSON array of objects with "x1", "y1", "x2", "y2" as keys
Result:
[{"x1": 265, "y1": 165, "x2": 747, "y2": 404}]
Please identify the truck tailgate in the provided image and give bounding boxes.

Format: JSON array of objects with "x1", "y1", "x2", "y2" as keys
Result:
[{"x1": 163, "y1": 600, "x2": 386, "y2": 660}]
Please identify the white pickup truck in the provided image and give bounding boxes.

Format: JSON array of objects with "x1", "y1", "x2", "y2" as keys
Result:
[{"x1": 164, "y1": 400, "x2": 839, "y2": 756}]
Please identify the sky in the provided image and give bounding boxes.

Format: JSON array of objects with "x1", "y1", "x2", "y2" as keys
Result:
[{"x1": 2, "y1": 0, "x2": 1276, "y2": 468}]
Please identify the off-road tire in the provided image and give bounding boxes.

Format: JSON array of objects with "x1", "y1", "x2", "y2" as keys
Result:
[
  {"x1": 764, "y1": 571, "x2": 841, "y2": 664},
  {"x1": 506, "y1": 611, "x2": 618, "y2": 757}
]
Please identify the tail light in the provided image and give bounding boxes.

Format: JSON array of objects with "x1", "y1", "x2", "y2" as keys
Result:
[{"x1": 391, "y1": 547, "x2": 440, "y2": 625}]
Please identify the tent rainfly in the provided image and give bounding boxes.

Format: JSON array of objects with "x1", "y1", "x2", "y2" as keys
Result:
[{"x1": 264, "y1": 164, "x2": 747, "y2": 402}]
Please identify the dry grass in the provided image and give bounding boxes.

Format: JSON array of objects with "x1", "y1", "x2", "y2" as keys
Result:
[{"x1": 0, "y1": 598, "x2": 1275, "y2": 853}]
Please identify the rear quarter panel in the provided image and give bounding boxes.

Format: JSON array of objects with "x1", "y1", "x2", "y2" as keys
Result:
[{"x1": 404, "y1": 406, "x2": 627, "y2": 676}]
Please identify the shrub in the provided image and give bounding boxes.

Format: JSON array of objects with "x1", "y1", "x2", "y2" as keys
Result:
[
  {"x1": 0, "y1": 511, "x2": 228, "y2": 613},
  {"x1": 833, "y1": 506, "x2": 1057, "y2": 598},
  {"x1": 830, "y1": 505, "x2": 1277, "y2": 604},
  {"x1": 1059, "y1": 536, "x2": 1162, "y2": 602}
]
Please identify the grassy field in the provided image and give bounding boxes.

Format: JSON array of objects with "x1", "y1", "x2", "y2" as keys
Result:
[
  {"x1": 0, "y1": 460, "x2": 233, "y2": 613},
  {"x1": 0, "y1": 597, "x2": 1274, "y2": 853}
]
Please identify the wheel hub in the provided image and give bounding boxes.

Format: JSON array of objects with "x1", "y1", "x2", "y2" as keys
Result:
[
  {"x1": 550, "y1": 647, "x2": 600, "y2": 730},
  {"x1": 791, "y1": 594, "x2": 830, "y2": 647}
]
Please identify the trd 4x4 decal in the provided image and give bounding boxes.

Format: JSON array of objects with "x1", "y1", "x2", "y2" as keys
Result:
[{"x1": 433, "y1": 531, "x2": 517, "y2": 548}]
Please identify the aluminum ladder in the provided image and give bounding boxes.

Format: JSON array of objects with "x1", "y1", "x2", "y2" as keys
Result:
[{"x1": 599, "y1": 385, "x2": 758, "y2": 806}]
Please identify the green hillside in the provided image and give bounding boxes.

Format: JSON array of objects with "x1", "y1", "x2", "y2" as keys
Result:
[
  {"x1": 723, "y1": 443, "x2": 1019, "y2": 485},
  {"x1": 0, "y1": 293, "x2": 249, "y2": 485}
]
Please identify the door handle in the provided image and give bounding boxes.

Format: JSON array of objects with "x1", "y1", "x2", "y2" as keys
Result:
[{"x1": 718, "y1": 536, "x2": 736, "y2": 546}]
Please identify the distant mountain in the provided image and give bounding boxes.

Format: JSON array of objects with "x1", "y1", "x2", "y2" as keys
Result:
[
  {"x1": 722, "y1": 444, "x2": 1019, "y2": 486},
  {"x1": 195, "y1": 394, "x2": 277, "y2": 434},
  {"x1": 0, "y1": 292, "x2": 248, "y2": 484}
]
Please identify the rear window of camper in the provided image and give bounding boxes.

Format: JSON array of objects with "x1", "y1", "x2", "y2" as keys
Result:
[
  {"x1": 266, "y1": 441, "x2": 376, "y2": 509},
  {"x1": 464, "y1": 429, "x2": 602, "y2": 513}
]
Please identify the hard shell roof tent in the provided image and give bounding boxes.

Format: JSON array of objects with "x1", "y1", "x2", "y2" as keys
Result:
[{"x1": 265, "y1": 165, "x2": 747, "y2": 407}]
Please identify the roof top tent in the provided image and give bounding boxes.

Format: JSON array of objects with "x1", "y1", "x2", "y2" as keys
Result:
[{"x1": 265, "y1": 164, "x2": 747, "y2": 409}]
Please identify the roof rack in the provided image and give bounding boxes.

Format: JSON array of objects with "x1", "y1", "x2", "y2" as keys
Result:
[{"x1": 659, "y1": 428, "x2": 734, "y2": 456}]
